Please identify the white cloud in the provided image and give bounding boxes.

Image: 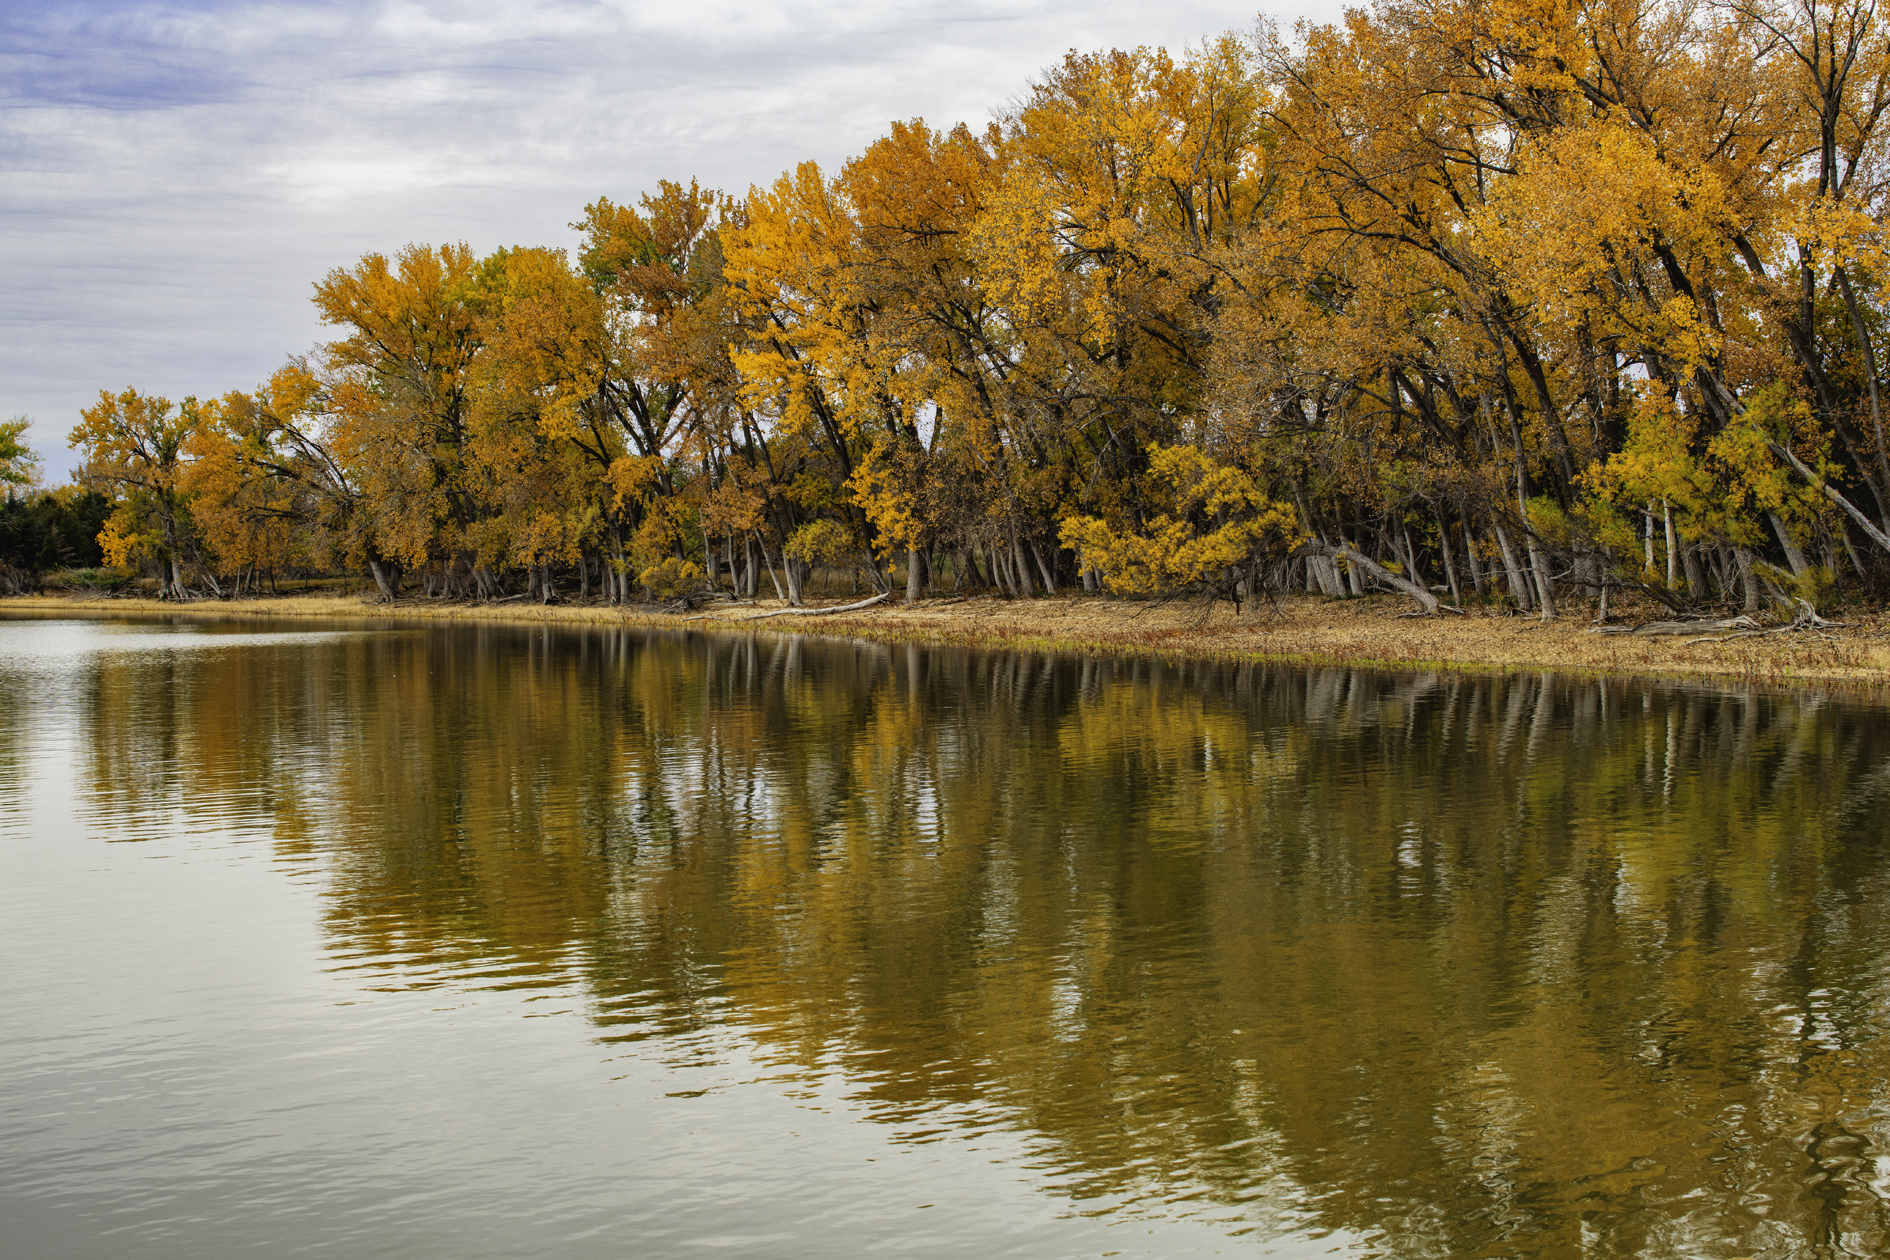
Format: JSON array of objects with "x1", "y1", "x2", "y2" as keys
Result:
[{"x1": 0, "y1": 0, "x2": 1346, "y2": 478}]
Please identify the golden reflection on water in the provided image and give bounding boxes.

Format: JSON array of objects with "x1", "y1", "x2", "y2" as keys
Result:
[{"x1": 44, "y1": 619, "x2": 1890, "y2": 1256}]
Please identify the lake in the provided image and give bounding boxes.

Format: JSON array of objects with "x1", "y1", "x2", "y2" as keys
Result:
[{"x1": 2, "y1": 612, "x2": 1888, "y2": 1258}]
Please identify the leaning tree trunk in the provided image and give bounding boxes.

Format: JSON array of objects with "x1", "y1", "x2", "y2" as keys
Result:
[
  {"x1": 1027, "y1": 537, "x2": 1057, "y2": 594},
  {"x1": 1303, "y1": 540, "x2": 1443, "y2": 615},
  {"x1": 1769, "y1": 512, "x2": 1809, "y2": 576},
  {"x1": 366, "y1": 550, "x2": 399, "y2": 602}
]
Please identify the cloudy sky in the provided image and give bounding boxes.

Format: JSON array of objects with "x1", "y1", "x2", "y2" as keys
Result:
[{"x1": 3, "y1": 0, "x2": 1345, "y2": 480}]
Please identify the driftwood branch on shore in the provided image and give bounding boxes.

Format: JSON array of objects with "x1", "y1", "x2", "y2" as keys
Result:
[
  {"x1": 1681, "y1": 600, "x2": 1846, "y2": 644},
  {"x1": 1591, "y1": 600, "x2": 1847, "y2": 644}
]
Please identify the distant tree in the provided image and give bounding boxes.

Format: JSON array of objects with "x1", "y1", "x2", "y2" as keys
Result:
[
  {"x1": 0, "y1": 416, "x2": 42, "y2": 501},
  {"x1": 69, "y1": 389, "x2": 198, "y2": 599}
]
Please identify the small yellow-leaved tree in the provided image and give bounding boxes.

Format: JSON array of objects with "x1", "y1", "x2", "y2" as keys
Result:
[{"x1": 1059, "y1": 444, "x2": 1303, "y2": 600}]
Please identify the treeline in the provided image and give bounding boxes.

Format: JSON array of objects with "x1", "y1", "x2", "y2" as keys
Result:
[
  {"x1": 47, "y1": 0, "x2": 1890, "y2": 614},
  {"x1": 0, "y1": 490, "x2": 111, "y2": 595},
  {"x1": 1, "y1": 416, "x2": 110, "y2": 594}
]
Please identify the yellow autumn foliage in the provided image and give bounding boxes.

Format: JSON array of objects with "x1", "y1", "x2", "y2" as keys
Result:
[{"x1": 1060, "y1": 446, "x2": 1303, "y2": 593}]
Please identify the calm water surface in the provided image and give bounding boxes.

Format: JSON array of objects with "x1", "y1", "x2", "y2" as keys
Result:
[{"x1": 3, "y1": 613, "x2": 1890, "y2": 1259}]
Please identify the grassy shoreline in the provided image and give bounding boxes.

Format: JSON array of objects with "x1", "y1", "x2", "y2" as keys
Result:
[{"x1": 7, "y1": 587, "x2": 1890, "y2": 693}]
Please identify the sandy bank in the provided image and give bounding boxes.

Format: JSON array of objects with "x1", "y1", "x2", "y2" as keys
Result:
[{"x1": 6, "y1": 588, "x2": 1889, "y2": 691}]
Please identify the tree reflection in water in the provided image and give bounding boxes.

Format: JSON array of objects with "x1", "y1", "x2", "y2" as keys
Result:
[{"x1": 64, "y1": 620, "x2": 1890, "y2": 1258}]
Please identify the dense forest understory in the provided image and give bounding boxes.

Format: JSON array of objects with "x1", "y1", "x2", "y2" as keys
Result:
[{"x1": 11, "y1": 0, "x2": 1890, "y2": 629}]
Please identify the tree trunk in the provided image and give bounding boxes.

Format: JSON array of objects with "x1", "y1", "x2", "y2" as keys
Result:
[
  {"x1": 1027, "y1": 536, "x2": 1057, "y2": 594},
  {"x1": 1771, "y1": 439, "x2": 1890, "y2": 553},
  {"x1": 966, "y1": 548, "x2": 989, "y2": 592},
  {"x1": 1399, "y1": 524, "x2": 1424, "y2": 591},
  {"x1": 1308, "y1": 540, "x2": 1441, "y2": 614},
  {"x1": 1437, "y1": 512, "x2": 1463, "y2": 607},
  {"x1": 1835, "y1": 265, "x2": 1890, "y2": 527},
  {"x1": 905, "y1": 547, "x2": 923, "y2": 603},
  {"x1": 1010, "y1": 532, "x2": 1034, "y2": 598},
  {"x1": 1683, "y1": 545, "x2": 1707, "y2": 600},
  {"x1": 1769, "y1": 512, "x2": 1809, "y2": 576},
  {"x1": 1462, "y1": 520, "x2": 1487, "y2": 595},
  {"x1": 1841, "y1": 523, "x2": 1869, "y2": 582},
  {"x1": 1519, "y1": 482, "x2": 1556, "y2": 619},
  {"x1": 367, "y1": 555, "x2": 398, "y2": 602},
  {"x1": 763, "y1": 541, "x2": 794, "y2": 605},
  {"x1": 1306, "y1": 552, "x2": 1328, "y2": 595},
  {"x1": 1340, "y1": 536, "x2": 1366, "y2": 596},
  {"x1": 1492, "y1": 524, "x2": 1533, "y2": 611},
  {"x1": 764, "y1": 549, "x2": 785, "y2": 602},
  {"x1": 1663, "y1": 501, "x2": 1678, "y2": 587},
  {"x1": 1321, "y1": 553, "x2": 1346, "y2": 596},
  {"x1": 1528, "y1": 538, "x2": 1558, "y2": 619}
]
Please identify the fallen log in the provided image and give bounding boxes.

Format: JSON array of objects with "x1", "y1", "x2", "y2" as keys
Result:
[
  {"x1": 1592, "y1": 615, "x2": 1761, "y2": 636},
  {"x1": 738, "y1": 592, "x2": 890, "y2": 621}
]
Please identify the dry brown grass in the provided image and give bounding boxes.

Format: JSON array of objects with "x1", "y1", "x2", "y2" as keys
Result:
[{"x1": 9, "y1": 587, "x2": 1890, "y2": 692}]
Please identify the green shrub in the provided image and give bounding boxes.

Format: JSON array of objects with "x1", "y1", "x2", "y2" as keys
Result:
[{"x1": 57, "y1": 568, "x2": 134, "y2": 591}]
